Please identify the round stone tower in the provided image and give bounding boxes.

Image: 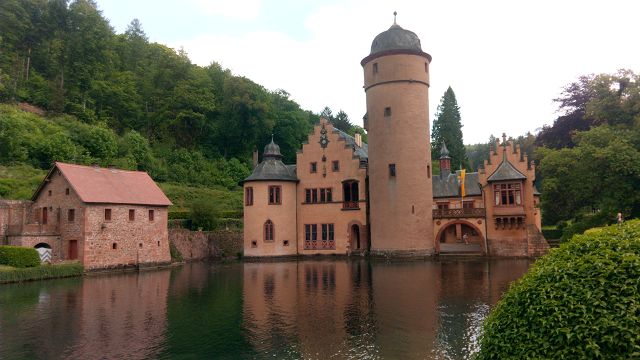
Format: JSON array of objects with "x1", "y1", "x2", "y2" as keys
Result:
[{"x1": 361, "y1": 15, "x2": 434, "y2": 255}]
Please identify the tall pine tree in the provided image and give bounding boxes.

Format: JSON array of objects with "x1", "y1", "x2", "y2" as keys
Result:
[{"x1": 431, "y1": 86, "x2": 468, "y2": 169}]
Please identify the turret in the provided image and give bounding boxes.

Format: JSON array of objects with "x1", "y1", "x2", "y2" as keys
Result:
[{"x1": 439, "y1": 142, "x2": 451, "y2": 177}]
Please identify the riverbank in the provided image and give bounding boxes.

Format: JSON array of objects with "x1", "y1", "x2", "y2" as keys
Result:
[{"x1": 0, "y1": 262, "x2": 84, "y2": 284}]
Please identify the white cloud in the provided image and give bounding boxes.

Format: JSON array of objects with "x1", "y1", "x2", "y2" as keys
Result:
[
  {"x1": 192, "y1": 0, "x2": 262, "y2": 20},
  {"x1": 173, "y1": 0, "x2": 640, "y2": 144}
]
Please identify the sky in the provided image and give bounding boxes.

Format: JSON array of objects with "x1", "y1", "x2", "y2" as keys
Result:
[{"x1": 98, "y1": 0, "x2": 640, "y2": 144}]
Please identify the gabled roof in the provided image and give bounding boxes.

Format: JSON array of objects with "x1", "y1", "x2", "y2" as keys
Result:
[
  {"x1": 333, "y1": 128, "x2": 368, "y2": 161},
  {"x1": 487, "y1": 159, "x2": 526, "y2": 182},
  {"x1": 33, "y1": 162, "x2": 172, "y2": 206},
  {"x1": 432, "y1": 171, "x2": 482, "y2": 198}
]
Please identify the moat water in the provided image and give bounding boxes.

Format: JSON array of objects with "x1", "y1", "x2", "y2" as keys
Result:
[{"x1": 0, "y1": 259, "x2": 531, "y2": 359}]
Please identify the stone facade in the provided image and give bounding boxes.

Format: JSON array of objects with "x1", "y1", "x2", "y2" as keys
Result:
[
  {"x1": 0, "y1": 163, "x2": 172, "y2": 270},
  {"x1": 168, "y1": 228, "x2": 242, "y2": 261}
]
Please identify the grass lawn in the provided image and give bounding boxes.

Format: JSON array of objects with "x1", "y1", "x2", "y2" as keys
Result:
[{"x1": 0, "y1": 262, "x2": 83, "y2": 284}]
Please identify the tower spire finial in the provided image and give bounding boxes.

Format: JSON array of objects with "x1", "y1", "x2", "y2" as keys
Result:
[{"x1": 393, "y1": 11, "x2": 397, "y2": 25}]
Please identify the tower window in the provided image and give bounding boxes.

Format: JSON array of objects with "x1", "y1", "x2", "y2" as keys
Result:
[
  {"x1": 310, "y1": 162, "x2": 317, "y2": 173},
  {"x1": 425, "y1": 62, "x2": 428, "y2": 73},
  {"x1": 373, "y1": 63, "x2": 378, "y2": 74},
  {"x1": 245, "y1": 187, "x2": 254, "y2": 206},
  {"x1": 427, "y1": 165, "x2": 431, "y2": 178},
  {"x1": 268, "y1": 186, "x2": 282, "y2": 205},
  {"x1": 384, "y1": 107, "x2": 392, "y2": 117},
  {"x1": 389, "y1": 164, "x2": 396, "y2": 177},
  {"x1": 264, "y1": 220, "x2": 274, "y2": 241},
  {"x1": 332, "y1": 160, "x2": 340, "y2": 172}
]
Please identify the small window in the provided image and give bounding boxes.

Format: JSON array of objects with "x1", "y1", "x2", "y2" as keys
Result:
[
  {"x1": 66, "y1": 188, "x2": 70, "y2": 195},
  {"x1": 148, "y1": 209, "x2": 154, "y2": 222},
  {"x1": 129, "y1": 209, "x2": 135, "y2": 221},
  {"x1": 373, "y1": 63, "x2": 378, "y2": 74},
  {"x1": 251, "y1": 240, "x2": 257, "y2": 248},
  {"x1": 427, "y1": 165, "x2": 431, "y2": 178},
  {"x1": 105, "y1": 208, "x2": 112, "y2": 221},
  {"x1": 437, "y1": 203, "x2": 449, "y2": 210},
  {"x1": 312, "y1": 189, "x2": 318, "y2": 203},
  {"x1": 310, "y1": 162, "x2": 317, "y2": 173},
  {"x1": 48, "y1": 190, "x2": 52, "y2": 196},
  {"x1": 157, "y1": 241, "x2": 160, "y2": 247},
  {"x1": 68, "y1": 209, "x2": 75, "y2": 222},
  {"x1": 463, "y1": 201, "x2": 474, "y2": 209},
  {"x1": 112, "y1": 243, "x2": 117, "y2": 250},
  {"x1": 384, "y1": 107, "x2": 391, "y2": 117},
  {"x1": 139, "y1": 243, "x2": 143, "y2": 248},
  {"x1": 332, "y1": 160, "x2": 339, "y2": 172},
  {"x1": 389, "y1": 164, "x2": 396, "y2": 177},
  {"x1": 425, "y1": 62, "x2": 428, "y2": 73},
  {"x1": 245, "y1": 187, "x2": 254, "y2": 206},
  {"x1": 283, "y1": 240, "x2": 289, "y2": 246},
  {"x1": 268, "y1": 186, "x2": 282, "y2": 205}
]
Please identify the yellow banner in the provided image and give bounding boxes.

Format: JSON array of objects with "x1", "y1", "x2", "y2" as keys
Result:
[{"x1": 459, "y1": 169, "x2": 466, "y2": 197}]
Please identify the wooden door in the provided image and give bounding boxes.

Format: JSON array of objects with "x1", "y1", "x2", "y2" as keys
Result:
[{"x1": 68, "y1": 240, "x2": 78, "y2": 260}]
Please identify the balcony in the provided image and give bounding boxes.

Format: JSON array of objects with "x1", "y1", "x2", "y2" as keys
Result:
[
  {"x1": 433, "y1": 208, "x2": 486, "y2": 219},
  {"x1": 342, "y1": 201, "x2": 360, "y2": 210}
]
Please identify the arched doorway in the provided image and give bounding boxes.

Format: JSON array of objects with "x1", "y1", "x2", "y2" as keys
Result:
[
  {"x1": 34, "y1": 243, "x2": 52, "y2": 263},
  {"x1": 436, "y1": 221, "x2": 485, "y2": 254},
  {"x1": 352, "y1": 224, "x2": 361, "y2": 250}
]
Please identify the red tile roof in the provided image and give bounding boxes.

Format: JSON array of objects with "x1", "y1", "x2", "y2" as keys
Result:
[{"x1": 35, "y1": 162, "x2": 172, "y2": 206}]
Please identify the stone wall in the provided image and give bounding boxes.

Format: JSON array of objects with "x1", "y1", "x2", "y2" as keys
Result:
[{"x1": 169, "y1": 228, "x2": 242, "y2": 261}]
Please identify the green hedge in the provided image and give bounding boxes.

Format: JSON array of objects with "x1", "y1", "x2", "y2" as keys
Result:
[
  {"x1": 0, "y1": 262, "x2": 83, "y2": 283},
  {"x1": 477, "y1": 219, "x2": 640, "y2": 359},
  {"x1": 0, "y1": 246, "x2": 41, "y2": 268}
]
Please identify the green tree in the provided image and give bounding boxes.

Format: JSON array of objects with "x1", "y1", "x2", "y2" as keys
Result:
[{"x1": 431, "y1": 86, "x2": 467, "y2": 169}]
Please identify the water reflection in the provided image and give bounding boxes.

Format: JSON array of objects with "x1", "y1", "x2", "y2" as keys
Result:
[
  {"x1": 0, "y1": 259, "x2": 530, "y2": 360},
  {"x1": 242, "y1": 259, "x2": 530, "y2": 359}
]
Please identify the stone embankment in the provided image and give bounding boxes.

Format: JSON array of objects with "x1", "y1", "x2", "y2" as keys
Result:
[{"x1": 169, "y1": 228, "x2": 242, "y2": 261}]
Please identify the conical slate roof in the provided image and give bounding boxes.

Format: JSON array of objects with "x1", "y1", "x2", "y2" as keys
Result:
[
  {"x1": 243, "y1": 139, "x2": 298, "y2": 183},
  {"x1": 370, "y1": 23, "x2": 422, "y2": 55},
  {"x1": 440, "y1": 142, "x2": 450, "y2": 159}
]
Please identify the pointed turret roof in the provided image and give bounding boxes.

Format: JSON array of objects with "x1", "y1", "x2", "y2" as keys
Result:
[{"x1": 440, "y1": 141, "x2": 450, "y2": 159}]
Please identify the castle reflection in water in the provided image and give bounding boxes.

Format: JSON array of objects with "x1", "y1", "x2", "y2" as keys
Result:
[{"x1": 0, "y1": 260, "x2": 529, "y2": 360}]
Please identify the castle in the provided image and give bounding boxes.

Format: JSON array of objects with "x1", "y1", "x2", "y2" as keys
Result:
[{"x1": 243, "y1": 19, "x2": 548, "y2": 257}]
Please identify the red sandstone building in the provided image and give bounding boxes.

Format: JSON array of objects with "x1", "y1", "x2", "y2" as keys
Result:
[
  {"x1": 0, "y1": 162, "x2": 172, "y2": 269},
  {"x1": 243, "y1": 18, "x2": 548, "y2": 258}
]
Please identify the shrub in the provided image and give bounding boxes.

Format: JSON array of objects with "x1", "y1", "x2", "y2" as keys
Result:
[
  {"x1": 0, "y1": 262, "x2": 83, "y2": 283},
  {"x1": 190, "y1": 199, "x2": 221, "y2": 231},
  {"x1": 0, "y1": 246, "x2": 41, "y2": 268},
  {"x1": 477, "y1": 219, "x2": 640, "y2": 359}
]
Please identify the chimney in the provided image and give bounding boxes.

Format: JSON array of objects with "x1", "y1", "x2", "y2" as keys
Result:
[
  {"x1": 354, "y1": 133, "x2": 362, "y2": 147},
  {"x1": 252, "y1": 148, "x2": 259, "y2": 169}
]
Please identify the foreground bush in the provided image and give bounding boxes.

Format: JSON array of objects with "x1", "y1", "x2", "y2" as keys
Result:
[
  {"x1": 0, "y1": 262, "x2": 83, "y2": 283},
  {"x1": 477, "y1": 220, "x2": 640, "y2": 359},
  {"x1": 0, "y1": 246, "x2": 41, "y2": 268}
]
